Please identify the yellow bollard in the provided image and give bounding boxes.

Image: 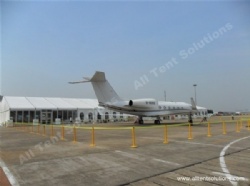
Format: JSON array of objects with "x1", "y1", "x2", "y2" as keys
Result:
[
  {"x1": 73, "y1": 126, "x2": 77, "y2": 143},
  {"x1": 222, "y1": 121, "x2": 226, "y2": 135},
  {"x1": 43, "y1": 125, "x2": 46, "y2": 136},
  {"x1": 207, "y1": 122, "x2": 211, "y2": 137},
  {"x1": 248, "y1": 120, "x2": 250, "y2": 131},
  {"x1": 51, "y1": 125, "x2": 54, "y2": 137},
  {"x1": 61, "y1": 126, "x2": 65, "y2": 140},
  {"x1": 188, "y1": 123, "x2": 193, "y2": 140},
  {"x1": 90, "y1": 127, "x2": 96, "y2": 147},
  {"x1": 163, "y1": 125, "x2": 168, "y2": 144},
  {"x1": 236, "y1": 121, "x2": 240, "y2": 132},
  {"x1": 131, "y1": 127, "x2": 137, "y2": 148}
]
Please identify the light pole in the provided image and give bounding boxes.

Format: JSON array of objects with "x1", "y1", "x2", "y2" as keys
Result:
[{"x1": 193, "y1": 84, "x2": 197, "y2": 105}]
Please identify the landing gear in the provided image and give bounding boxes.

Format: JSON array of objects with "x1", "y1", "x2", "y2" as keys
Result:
[
  {"x1": 139, "y1": 119, "x2": 144, "y2": 125},
  {"x1": 154, "y1": 116, "x2": 161, "y2": 124},
  {"x1": 134, "y1": 116, "x2": 144, "y2": 125},
  {"x1": 188, "y1": 113, "x2": 193, "y2": 126},
  {"x1": 154, "y1": 120, "x2": 161, "y2": 124}
]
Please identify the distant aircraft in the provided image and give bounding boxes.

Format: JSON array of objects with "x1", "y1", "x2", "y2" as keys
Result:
[{"x1": 70, "y1": 71, "x2": 206, "y2": 124}]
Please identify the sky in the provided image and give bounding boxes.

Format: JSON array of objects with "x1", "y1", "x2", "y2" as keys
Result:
[{"x1": 1, "y1": 1, "x2": 250, "y2": 112}]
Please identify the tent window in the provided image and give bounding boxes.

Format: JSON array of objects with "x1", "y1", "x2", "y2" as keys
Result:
[
  {"x1": 105, "y1": 112, "x2": 109, "y2": 120},
  {"x1": 63, "y1": 110, "x2": 67, "y2": 121},
  {"x1": 57, "y1": 111, "x2": 62, "y2": 119},
  {"x1": 17, "y1": 111, "x2": 23, "y2": 122},
  {"x1": 53, "y1": 111, "x2": 57, "y2": 122},
  {"x1": 80, "y1": 112, "x2": 84, "y2": 121},
  {"x1": 68, "y1": 111, "x2": 73, "y2": 120},
  {"x1": 97, "y1": 112, "x2": 101, "y2": 120},
  {"x1": 73, "y1": 111, "x2": 77, "y2": 120},
  {"x1": 88, "y1": 112, "x2": 93, "y2": 120},
  {"x1": 35, "y1": 111, "x2": 40, "y2": 121},
  {"x1": 10, "y1": 111, "x2": 16, "y2": 122},
  {"x1": 30, "y1": 111, "x2": 35, "y2": 122}
]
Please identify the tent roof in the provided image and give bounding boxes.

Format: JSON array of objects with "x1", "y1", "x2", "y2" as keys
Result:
[
  {"x1": 46, "y1": 98, "x2": 76, "y2": 109},
  {"x1": 63, "y1": 98, "x2": 101, "y2": 109},
  {"x1": 26, "y1": 97, "x2": 57, "y2": 109},
  {"x1": 4, "y1": 97, "x2": 34, "y2": 109},
  {"x1": 3, "y1": 96, "x2": 100, "y2": 110}
]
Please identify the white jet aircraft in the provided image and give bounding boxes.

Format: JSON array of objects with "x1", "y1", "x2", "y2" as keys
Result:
[{"x1": 70, "y1": 71, "x2": 205, "y2": 124}]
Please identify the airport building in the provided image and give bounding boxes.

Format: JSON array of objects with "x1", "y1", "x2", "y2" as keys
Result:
[{"x1": 0, "y1": 96, "x2": 128, "y2": 125}]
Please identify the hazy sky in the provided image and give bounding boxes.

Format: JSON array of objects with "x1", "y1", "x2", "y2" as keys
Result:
[{"x1": 1, "y1": 1, "x2": 250, "y2": 112}]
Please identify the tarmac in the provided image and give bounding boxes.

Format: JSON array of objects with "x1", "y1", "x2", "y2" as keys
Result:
[{"x1": 0, "y1": 118, "x2": 250, "y2": 186}]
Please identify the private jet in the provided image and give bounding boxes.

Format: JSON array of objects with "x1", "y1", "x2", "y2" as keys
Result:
[{"x1": 70, "y1": 71, "x2": 206, "y2": 124}]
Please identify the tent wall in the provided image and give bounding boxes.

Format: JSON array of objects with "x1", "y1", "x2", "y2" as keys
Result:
[{"x1": 0, "y1": 97, "x2": 10, "y2": 124}]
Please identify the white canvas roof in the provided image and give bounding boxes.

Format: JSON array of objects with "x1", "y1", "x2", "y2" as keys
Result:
[
  {"x1": 63, "y1": 98, "x2": 101, "y2": 109},
  {"x1": 3, "y1": 96, "x2": 100, "y2": 110},
  {"x1": 26, "y1": 97, "x2": 57, "y2": 109},
  {"x1": 46, "y1": 98, "x2": 76, "y2": 109},
  {"x1": 4, "y1": 97, "x2": 34, "y2": 110}
]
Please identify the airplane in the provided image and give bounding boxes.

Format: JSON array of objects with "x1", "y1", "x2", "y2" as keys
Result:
[{"x1": 69, "y1": 71, "x2": 206, "y2": 124}]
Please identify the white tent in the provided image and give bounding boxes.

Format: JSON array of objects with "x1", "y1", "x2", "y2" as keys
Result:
[{"x1": 0, "y1": 96, "x2": 127, "y2": 124}]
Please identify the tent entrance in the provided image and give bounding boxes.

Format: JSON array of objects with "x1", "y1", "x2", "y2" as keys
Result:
[{"x1": 41, "y1": 110, "x2": 52, "y2": 124}]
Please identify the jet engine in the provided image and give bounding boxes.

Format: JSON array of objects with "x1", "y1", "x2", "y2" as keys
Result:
[{"x1": 128, "y1": 99, "x2": 158, "y2": 108}]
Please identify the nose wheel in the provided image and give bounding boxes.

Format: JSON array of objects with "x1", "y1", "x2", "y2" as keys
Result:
[
  {"x1": 139, "y1": 119, "x2": 144, "y2": 124},
  {"x1": 154, "y1": 120, "x2": 161, "y2": 124},
  {"x1": 138, "y1": 116, "x2": 144, "y2": 124}
]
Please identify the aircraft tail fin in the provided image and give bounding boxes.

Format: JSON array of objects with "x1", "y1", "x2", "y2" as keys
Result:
[
  {"x1": 69, "y1": 71, "x2": 123, "y2": 104},
  {"x1": 191, "y1": 97, "x2": 197, "y2": 110}
]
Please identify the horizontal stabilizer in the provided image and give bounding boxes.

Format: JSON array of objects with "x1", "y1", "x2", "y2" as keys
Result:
[
  {"x1": 68, "y1": 80, "x2": 90, "y2": 84},
  {"x1": 83, "y1": 77, "x2": 91, "y2": 81}
]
